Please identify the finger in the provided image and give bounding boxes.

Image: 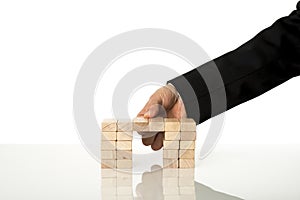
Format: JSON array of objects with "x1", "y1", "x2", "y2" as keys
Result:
[
  {"x1": 142, "y1": 135, "x2": 156, "y2": 146},
  {"x1": 151, "y1": 132, "x2": 164, "y2": 151},
  {"x1": 144, "y1": 104, "x2": 161, "y2": 118}
]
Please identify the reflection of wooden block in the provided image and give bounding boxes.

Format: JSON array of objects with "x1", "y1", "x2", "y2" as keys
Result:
[
  {"x1": 163, "y1": 169, "x2": 179, "y2": 177},
  {"x1": 117, "y1": 120, "x2": 132, "y2": 132},
  {"x1": 178, "y1": 195, "x2": 196, "y2": 200},
  {"x1": 163, "y1": 177, "x2": 178, "y2": 187},
  {"x1": 117, "y1": 175, "x2": 132, "y2": 186},
  {"x1": 180, "y1": 141, "x2": 195, "y2": 150},
  {"x1": 102, "y1": 177, "x2": 117, "y2": 186},
  {"x1": 101, "y1": 159, "x2": 116, "y2": 169},
  {"x1": 102, "y1": 119, "x2": 117, "y2": 131},
  {"x1": 117, "y1": 160, "x2": 132, "y2": 169},
  {"x1": 164, "y1": 196, "x2": 181, "y2": 200},
  {"x1": 101, "y1": 140, "x2": 116, "y2": 150},
  {"x1": 180, "y1": 186, "x2": 195, "y2": 195},
  {"x1": 180, "y1": 131, "x2": 196, "y2": 141},
  {"x1": 117, "y1": 150, "x2": 132, "y2": 160},
  {"x1": 178, "y1": 176, "x2": 195, "y2": 186},
  {"x1": 101, "y1": 187, "x2": 116, "y2": 195},
  {"x1": 163, "y1": 141, "x2": 179, "y2": 150},
  {"x1": 101, "y1": 150, "x2": 116, "y2": 159},
  {"x1": 163, "y1": 159, "x2": 178, "y2": 168},
  {"x1": 133, "y1": 117, "x2": 149, "y2": 132},
  {"x1": 163, "y1": 150, "x2": 179, "y2": 159},
  {"x1": 164, "y1": 118, "x2": 180, "y2": 132},
  {"x1": 116, "y1": 196, "x2": 133, "y2": 200},
  {"x1": 116, "y1": 141, "x2": 132, "y2": 150},
  {"x1": 163, "y1": 186, "x2": 179, "y2": 195},
  {"x1": 178, "y1": 169, "x2": 195, "y2": 177},
  {"x1": 165, "y1": 132, "x2": 180, "y2": 140},
  {"x1": 117, "y1": 186, "x2": 132, "y2": 195},
  {"x1": 117, "y1": 131, "x2": 133, "y2": 141},
  {"x1": 179, "y1": 150, "x2": 195, "y2": 159},
  {"x1": 101, "y1": 169, "x2": 117, "y2": 178},
  {"x1": 102, "y1": 131, "x2": 117, "y2": 141},
  {"x1": 179, "y1": 159, "x2": 195, "y2": 168},
  {"x1": 149, "y1": 117, "x2": 164, "y2": 132},
  {"x1": 180, "y1": 118, "x2": 196, "y2": 131}
]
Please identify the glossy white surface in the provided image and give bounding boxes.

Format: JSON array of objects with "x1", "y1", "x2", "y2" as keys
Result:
[{"x1": 0, "y1": 144, "x2": 299, "y2": 199}]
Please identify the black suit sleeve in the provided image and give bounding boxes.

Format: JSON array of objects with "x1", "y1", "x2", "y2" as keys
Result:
[{"x1": 168, "y1": 2, "x2": 300, "y2": 124}]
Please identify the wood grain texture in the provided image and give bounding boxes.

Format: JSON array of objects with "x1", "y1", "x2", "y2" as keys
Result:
[
  {"x1": 179, "y1": 149, "x2": 195, "y2": 159},
  {"x1": 163, "y1": 150, "x2": 179, "y2": 159},
  {"x1": 133, "y1": 117, "x2": 149, "y2": 132},
  {"x1": 117, "y1": 150, "x2": 132, "y2": 160},
  {"x1": 180, "y1": 131, "x2": 196, "y2": 141},
  {"x1": 116, "y1": 131, "x2": 133, "y2": 141},
  {"x1": 102, "y1": 119, "x2": 117, "y2": 131},
  {"x1": 149, "y1": 117, "x2": 164, "y2": 132},
  {"x1": 101, "y1": 159, "x2": 116, "y2": 169},
  {"x1": 101, "y1": 140, "x2": 116, "y2": 150},
  {"x1": 101, "y1": 131, "x2": 117, "y2": 141},
  {"x1": 164, "y1": 118, "x2": 180, "y2": 132},
  {"x1": 101, "y1": 150, "x2": 117, "y2": 160},
  {"x1": 164, "y1": 131, "x2": 180, "y2": 141},
  {"x1": 180, "y1": 141, "x2": 195, "y2": 150},
  {"x1": 180, "y1": 118, "x2": 196, "y2": 131},
  {"x1": 116, "y1": 141, "x2": 132, "y2": 150},
  {"x1": 163, "y1": 141, "x2": 179, "y2": 150},
  {"x1": 179, "y1": 159, "x2": 195, "y2": 168},
  {"x1": 163, "y1": 159, "x2": 179, "y2": 168},
  {"x1": 117, "y1": 160, "x2": 132, "y2": 169}
]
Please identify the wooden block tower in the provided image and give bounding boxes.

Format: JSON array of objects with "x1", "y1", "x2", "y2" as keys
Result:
[{"x1": 101, "y1": 117, "x2": 196, "y2": 169}]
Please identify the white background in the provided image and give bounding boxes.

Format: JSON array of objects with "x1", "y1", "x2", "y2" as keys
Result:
[{"x1": 0, "y1": 0, "x2": 299, "y2": 145}]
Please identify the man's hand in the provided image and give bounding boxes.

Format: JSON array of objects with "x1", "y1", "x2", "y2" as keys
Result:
[{"x1": 137, "y1": 84, "x2": 186, "y2": 150}]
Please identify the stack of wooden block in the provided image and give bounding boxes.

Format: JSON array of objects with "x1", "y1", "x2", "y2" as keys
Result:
[
  {"x1": 163, "y1": 118, "x2": 196, "y2": 168},
  {"x1": 101, "y1": 119, "x2": 133, "y2": 169},
  {"x1": 101, "y1": 117, "x2": 196, "y2": 169}
]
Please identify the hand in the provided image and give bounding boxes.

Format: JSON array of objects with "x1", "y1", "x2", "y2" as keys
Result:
[{"x1": 137, "y1": 84, "x2": 186, "y2": 150}]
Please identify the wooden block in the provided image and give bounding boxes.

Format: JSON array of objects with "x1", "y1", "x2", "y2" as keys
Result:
[
  {"x1": 117, "y1": 150, "x2": 132, "y2": 160},
  {"x1": 101, "y1": 159, "x2": 116, "y2": 169},
  {"x1": 102, "y1": 131, "x2": 117, "y2": 141},
  {"x1": 180, "y1": 131, "x2": 196, "y2": 141},
  {"x1": 179, "y1": 150, "x2": 195, "y2": 159},
  {"x1": 178, "y1": 169, "x2": 194, "y2": 177},
  {"x1": 180, "y1": 141, "x2": 195, "y2": 150},
  {"x1": 163, "y1": 169, "x2": 179, "y2": 177},
  {"x1": 101, "y1": 169, "x2": 117, "y2": 178},
  {"x1": 101, "y1": 150, "x2": 117, "y2": 159},
  {"x1": 162, "y1": 177, "x2": 178, "y2": 187},
  {"x1": 178, "y1": 176, "x2": 194, "y2": 186},
  {"x1": 117, "y1": 160, "x2": 132, "y2": 169},
  {"x1": 180, "y1": 118, "x2": 196, "y2": 131},
  {"x1": 117, "y1": 131, "x2": 133, "y2": 141},
  {"x1": 163, "y1": 159, "x2": 179, "y2": 168},
  {"x1": 117, "y1": 186, "x2": 132, "y2": 195},
  {"x1": 149, "y1": 117, "x2": 164, "y2": 132},
  {"x1": 117, "y1": 119, "x2": 132, "y2": 131},
  {"x1": 116, "y1": 141, "x2": 132, "y2": 150},
  {"x1": 179, "y1": 186, "x2": 195, "y2": 195},
  {"x1": 164, "y1": 118, "x2": 180, "y2": 132},
  {"x1": 163, "y1": 141, "x2": 179, "y2": 150},
  {"x1": 102, "y1": 119, "x2": 117, "y2": 131},
  {"x1": 163, "y1": 150, "x2": 179, "y2": 159},
  {"x1": 164, "y1": 131, "x2": 180, "y2": 140},
  {"x1": 101, "y1": 140, "x2": 116, "y2": 150},
  {"x1": 179, "y1": 159, "x2": 195, "y2": 168},
  {"x1": 133, "y1": 117, "x2": 149, "y2": 132}
]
